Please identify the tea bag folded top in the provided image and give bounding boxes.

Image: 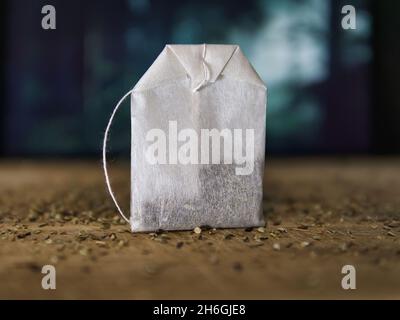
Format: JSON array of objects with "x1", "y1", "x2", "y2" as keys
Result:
[{"x1": 104, "y1": 44, "x2": 267, "y2": 232}]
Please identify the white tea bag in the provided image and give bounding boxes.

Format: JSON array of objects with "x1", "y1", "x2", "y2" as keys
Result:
[{"x1": 103, "y1": 44, "x2": 267, "y2": 232}]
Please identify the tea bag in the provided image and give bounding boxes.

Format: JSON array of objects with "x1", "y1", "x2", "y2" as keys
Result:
[{"x1": 103, "y1": 44, "x2": 267, "y2": 232}]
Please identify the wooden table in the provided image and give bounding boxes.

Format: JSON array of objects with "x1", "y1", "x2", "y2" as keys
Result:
[{"x1": 0, "y1": 158, "x2": 399, "y2": 299}]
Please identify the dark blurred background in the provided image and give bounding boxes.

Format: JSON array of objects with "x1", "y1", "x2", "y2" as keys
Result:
[{"x1": 1, "y1": 0, "x2": 399, "y2": 157}]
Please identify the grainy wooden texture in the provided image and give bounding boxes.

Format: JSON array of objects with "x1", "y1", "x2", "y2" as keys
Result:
[{"x1": 0, "y1": 158, "x2": 399, "y2": 299}]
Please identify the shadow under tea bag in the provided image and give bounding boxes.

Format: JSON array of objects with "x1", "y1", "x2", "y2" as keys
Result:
[{"x1": 103, "y1": 44, "x2": 267, "y2": 232}]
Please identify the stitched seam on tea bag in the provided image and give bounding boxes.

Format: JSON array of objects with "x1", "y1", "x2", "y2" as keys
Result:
[
  {"x1": 133, "y1": 75, "x2": 189, "y2": 93},
  {"x1": 218, "y1": 76, "x2": 267, "y2": 90},
  {"x1": 208, "y1": 45, "x2": 238, "y2": 83}
]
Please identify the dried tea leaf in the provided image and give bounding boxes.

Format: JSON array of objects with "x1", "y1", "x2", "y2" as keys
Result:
[
  {"x1": 109, "y1": 233, "x2": 117, "y2": 241},
  {"x1": 79, "y1": 247, "x2": 91, "y2": 256},
  {"x1": 118, "y1": 240, "x2": 128, "y2": 247},
  {"x1": 387, "y1": 221, "x2": 400, "y2": 228},
  {"x1": 17, "y1": 231, "x2": 31, "y2": 239},
  {"x1": 176, "y1": 241, "x2": 184, "y2": 249},
  {"x1": 95, "y1": 241, "x2": 107, "y2": 247},
  {"x1": 100, "y1": 222, "x2": 111, "y2": 230},
  {"x1": 224, "y1": 233, "x2": 234, "y2": 240},
  {"x1": 273, "y1": 243, "x2": 281, "y2": 251},
  {"x1": 269, "y1": 232, "x2": 278, "y2": 239},
  {"x1": 27, "y1": 211, "x2": 39, "y2": 222},
  {"x1": 300, "y1": 241, "x2": 311, "y2": 248},
  {"x1": 248, "y1": 242, "x2": 264, "y2": 248},
  {"x1": 232, "y1": 262, "x2": 243, "y2": 272},
  {"x1": 297, "y1": 223, "x2": 309, "y2": 230},
  {"x1": 160, "y1": 234, "x2": 170, "y2": 240}
]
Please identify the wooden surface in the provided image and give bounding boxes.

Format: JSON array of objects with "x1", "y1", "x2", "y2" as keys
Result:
[{"x1": 0, "y1": 158, "x2": 399, "y2": 299}]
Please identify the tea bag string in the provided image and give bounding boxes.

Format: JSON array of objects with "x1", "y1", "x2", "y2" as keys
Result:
[
  {"x1": 102, "y1": 89, "x2": 133, "y2": 224},
  {"x1": 193, "y1": 43, "x2": 210, "y2": 92}
]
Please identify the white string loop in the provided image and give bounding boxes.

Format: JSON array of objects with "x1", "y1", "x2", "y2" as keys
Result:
[{"x1": 102, "y1": 89, "x2": 133, "y2": 224}]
